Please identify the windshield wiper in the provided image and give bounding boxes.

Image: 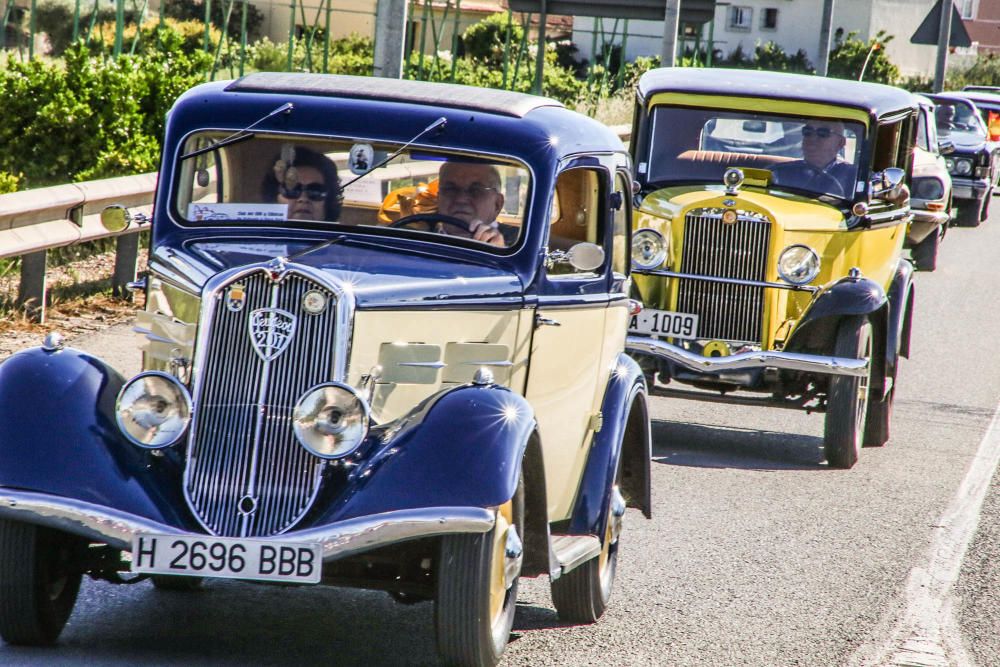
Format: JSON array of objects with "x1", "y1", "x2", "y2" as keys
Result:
[
  {"x1": 179, "y1": 102, "x2": 295, "y2": 161},
  {"x1": 339, "y1": 116, "x2": 448, "y2": 190}
]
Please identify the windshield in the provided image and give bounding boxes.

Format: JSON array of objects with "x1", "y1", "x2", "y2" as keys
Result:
[
  {"x1": 934, "y1": 100, "x2": 987, "y2": 144},
  {"x1": 173, "y1": 132, "x2": 530, "y2": 250},
  {"x1": 645, "y1": 107, "x2": 865, "y2": 199}
]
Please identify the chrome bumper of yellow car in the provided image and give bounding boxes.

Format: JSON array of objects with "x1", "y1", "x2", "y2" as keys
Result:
[{"x1": 626, "y1": 335, "x2": 869, "y2": 378}]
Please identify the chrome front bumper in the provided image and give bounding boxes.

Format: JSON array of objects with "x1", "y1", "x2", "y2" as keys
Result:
[
  {"x1": 0, "y1": 490, "x2": 495, "y2": 562},
  {"x1": 626, "y1": 335, "x2": 869, "y2": 378}
]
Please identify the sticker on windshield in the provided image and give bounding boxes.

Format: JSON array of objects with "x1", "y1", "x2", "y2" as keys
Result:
[
  {"x1": 349, "y1": 143, "x2": 374, "y2": 175},
  {"x1": 188, "y1": 203, "x2": 288, "y2": 222}
]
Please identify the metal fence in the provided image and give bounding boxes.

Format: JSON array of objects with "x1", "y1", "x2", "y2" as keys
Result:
[{"x1": 0, "y1": 124, "x2": 629, "y2": 322}]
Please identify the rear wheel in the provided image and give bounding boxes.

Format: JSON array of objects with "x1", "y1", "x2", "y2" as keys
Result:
[
  {"x1": 0, "y1": 519, "x2": 82, "y2": 646},
  {"x1": 911, "y1": 229, "x2": 939, "y2": 271},
  {"x1": 435, "y1": 478, "x2": 524, "y2": 667},
  {"x1": 981, "y1": 191, "x2": 992, "y2": 221},
  {"x1": 863, "y1": 386, "x2": 894, "y2": 448},
  {"x1": 551, "y1": 465, "x2": 625, "y2": 623},
  {"x1": 824, "y1": 316, "x2": 872, "y2": 469}
]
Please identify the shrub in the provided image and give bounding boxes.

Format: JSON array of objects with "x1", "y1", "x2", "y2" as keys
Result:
[
  {"x1": 946, "y1": 52, "x2": 1000, "y2": 90},
  {"x1": 828, "y1": 29, "x2": 899, "y2": 84}
]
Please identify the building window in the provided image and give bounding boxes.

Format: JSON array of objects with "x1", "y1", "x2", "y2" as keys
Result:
[
  {"x1": 728, "y1": 6, "x2": 753, "y2": 31},
  {"x1": 959, "y1": 0, "x2": 977, "y2": 19},
  {"x1": 761, "y1": 8, "x2": 778, "y2": 30}
]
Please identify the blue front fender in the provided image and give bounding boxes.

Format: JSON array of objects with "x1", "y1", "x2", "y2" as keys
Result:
[
  {"x1": 316, "y1": 383, "x2": 536, "y2": 524},
  {"x1": 567, "y1": 354, "x2": 649, "y2": 536},
  {"x1": 0, "y1": 347, "x2": 194, "y2": 527}
]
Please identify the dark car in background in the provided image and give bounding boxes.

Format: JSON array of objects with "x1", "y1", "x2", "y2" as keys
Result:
[
  {"x1": 927, "y1": 93, "x2": 1000, "y2": 226},
  {"x1": 907, "y1": 95, "x2": 953, "y2": 271}
]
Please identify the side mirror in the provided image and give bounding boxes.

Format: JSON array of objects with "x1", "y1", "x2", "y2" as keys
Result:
[
  {"x1": 870, "y1": 167, "x2": 907, "y2": 203},
  {"x1": 100, "y1": 205, "x2": 131, "y2": 232},
  {"x1": 545, "y1": 242, "x2": 605, "y2": 272},
  {"x1": 937, "y1": 139, "x2": 955, "y2": 155},
  {"x1": 100, "y1": 205, "x2": 150, "y2": 232}
]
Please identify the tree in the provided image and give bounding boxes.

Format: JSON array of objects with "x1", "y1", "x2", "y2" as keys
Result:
[{"x1": 828, "y1": 29, "x2": 899, "y2": 84}]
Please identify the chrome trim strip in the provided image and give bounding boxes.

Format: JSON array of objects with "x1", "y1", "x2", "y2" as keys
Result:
[
  {"x1": 0, "y1": 490, "x2": 495, "y2": 562},
  {"x1": 626, "y1": 335, "x2": 869, "y2": 377},
  {"x1": 396, "y1": 361, "x2": 447, "y2": 368},
  {"x1": 632, "y1": 268, "x2": 819, "y2": 293}
]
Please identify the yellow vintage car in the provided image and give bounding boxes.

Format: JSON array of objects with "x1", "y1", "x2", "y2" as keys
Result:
[{"x1": 626, "y1": 68, "x2": 918, "y2": 469}]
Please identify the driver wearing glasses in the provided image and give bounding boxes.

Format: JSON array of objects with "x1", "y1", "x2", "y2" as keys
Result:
[
  {"x1": 263, "y1": 145, "x2": 342, "y2": 222},
  {"x1": 771, "y1": 120, "x2": 854, "y2": 198},
  {"x1": 436, "y1": 162, "x2": 515, "y2": 247}
]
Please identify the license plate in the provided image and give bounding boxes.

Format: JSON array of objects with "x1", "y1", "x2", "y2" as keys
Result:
[
  {"x1": 628, "y1": 308, "x2": 699, "y2": 339},
  {"x1": 132, "y1": 533, "x2": 322, "y2": 584},
  {"x1": 952, "y1": 185, "x2": 973, "y2": 199}
]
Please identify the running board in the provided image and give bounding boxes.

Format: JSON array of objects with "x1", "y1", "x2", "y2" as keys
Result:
[{"x1": 551, "y1": 535, "x2": 601, "y2": 577}]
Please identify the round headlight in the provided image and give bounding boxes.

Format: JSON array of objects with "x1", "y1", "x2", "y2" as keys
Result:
[
  {"x1": 956, "y1": 158, "x2": 973, "y2": 176},
  {"x1": 116, "y1": 372, "x2": 192, "y2": 449},
  {"x1": 945, "y1": 158, "x2": 955, "y2": 173},
  {"x1": 632, "y1": 229, "x2": 668, "y2": 270},
  {"x1": 292, "y1": 383, "x2": 370, "y2": 459},
  {"x1": 912, "y1": 177, "x2": 944, "y2": 200},
  {"x1": 777, "y1": 244, "x2": 821, "y2": 285}
]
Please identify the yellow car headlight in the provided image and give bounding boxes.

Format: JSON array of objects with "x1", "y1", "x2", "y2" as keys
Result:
[
  {"x1": 632, "y1": 229, "x2": 668, "y2": 270},
  {"x1": 777, "y1": 244, "x2": 821, "y2": 285},
  {"x1": 116, "y1": 372, "x2": 192, "y2": 448},
  {"x1": 292, "y1": 383, "x2": 370, "y2": 459}
]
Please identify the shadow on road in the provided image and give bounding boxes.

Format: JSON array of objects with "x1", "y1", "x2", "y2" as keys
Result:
[{"x1": 651, "y1": 418, "x2": 827, "y2": 470}]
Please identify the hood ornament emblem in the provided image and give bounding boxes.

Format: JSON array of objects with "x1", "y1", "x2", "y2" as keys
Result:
[{"x1": 249, "y1": 308, "x2": 297, "y2": 361}]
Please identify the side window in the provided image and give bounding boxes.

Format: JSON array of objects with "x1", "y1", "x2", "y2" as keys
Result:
[
  {"x1": 873, "y1": 121, "x2": 903, "y2": 171},
  {"x1": 612, "y1": 171, "x2": 631, "y2": 276},
  {"x1": 549, "y1": 167, "x2": 606, "y2": 276}
]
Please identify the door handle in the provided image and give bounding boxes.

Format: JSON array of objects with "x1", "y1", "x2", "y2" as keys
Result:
[{"x1": 535, "y1": 314, "x2": 561, "y2": 328}]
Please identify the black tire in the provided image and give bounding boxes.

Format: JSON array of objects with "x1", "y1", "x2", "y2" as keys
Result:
[
  {"x1": 435, "y1": 478, "x2": 524, "y2": 667},
  {"x1": 824, "y1": 316, "x2": 872, "y2": 469},
  {"x1": 981, "y1": 191, "x2": 992, "y2": 222},
  {"x1": 863, "y1": 387, "x2": 894, "y2": 448},
  {"x1": 151, "y1": 575, "x2": 204, "y2": 591},
  {"x1": 550, "y1": 464, "x2": 624, "y2": 623},
  {"x1": 956, "y1": 199, "x2": 983, "y2": 227},
  {"x1": 911, "y1": 229, "x2": 939, "y2": 271},
  {"x1": 0, "y1": 519, "x2": 82, "y2": 646}
]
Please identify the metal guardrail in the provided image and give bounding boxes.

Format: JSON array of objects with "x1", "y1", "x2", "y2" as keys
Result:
[{"x1": 0, "y1": 124, "x2": 631, "y2": 322}]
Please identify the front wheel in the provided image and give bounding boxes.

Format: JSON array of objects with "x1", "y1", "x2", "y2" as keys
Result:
[
  {"x1": 0, "y1": 519, "x2": 83, "y2": 646},
  {"x1": 956, "y1": 198, "x2": 984, "y2": 227},
  {"x1": 435, "y1": 478, "x2": 524, "y2": 667},
  {"x1": 911, "y1": 229, "x2": 940, "y2": 271},
  {"x1": 824, "y1": 316, "x2": 872, "y2": 469}
]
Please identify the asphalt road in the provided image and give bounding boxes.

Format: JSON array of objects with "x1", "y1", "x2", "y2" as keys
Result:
[{"x1": 2, "y1": 215, "x2": 1000, "y2": 666}]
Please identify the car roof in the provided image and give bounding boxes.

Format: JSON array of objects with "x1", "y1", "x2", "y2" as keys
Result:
[
  {"x1": 942, "y1": 89, "x2": 1000, "y2": 108},
  {"x1": 637, "y1": 68, "x2": 918, "y2": 119},
  {"x1": 226, "y1": 72, "x2": 564, "y2": 119},
  {"x1": 928, "y1": 92, "x2": 983, "y2": 108}
]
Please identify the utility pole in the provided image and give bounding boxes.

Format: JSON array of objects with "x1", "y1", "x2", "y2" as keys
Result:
[
  {"x1": 373, "y1": 0, "x2": 409, "y2": 79},
  {"x1": 934, "y1": 0, "x2": 953, "y2": 92},
  {"x1": 817, "y1": 0, "x2": 835, "y2": 76},
  {"x1": 661, "y1": 0, "x2": 681, "y2": 67}
]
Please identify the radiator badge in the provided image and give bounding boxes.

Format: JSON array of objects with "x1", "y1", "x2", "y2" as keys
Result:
[
  {"x1": 249, "y1": 308, "x2": 297, "y2": 361},
  {"x1": 226, "y1": 283, "x2": 246, "y2": 312}
]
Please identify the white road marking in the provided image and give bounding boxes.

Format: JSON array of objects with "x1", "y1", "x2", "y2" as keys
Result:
[{"x1": 861, "y1": 400, "x2": 1000, "y2": 667}]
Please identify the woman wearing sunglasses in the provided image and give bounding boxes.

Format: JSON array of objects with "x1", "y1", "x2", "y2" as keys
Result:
[{"x1": 262, "y1": 145, "x2": 342, "y2": 222}]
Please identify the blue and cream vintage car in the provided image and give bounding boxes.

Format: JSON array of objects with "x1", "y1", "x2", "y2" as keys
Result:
[{"x1": 0, "y1": 73, "x2": 651, "y2": 666}]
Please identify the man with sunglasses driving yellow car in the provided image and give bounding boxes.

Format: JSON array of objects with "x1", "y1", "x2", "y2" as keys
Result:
[{"x1": 771, "y1": 119, "x2": 855, "y2": 198}]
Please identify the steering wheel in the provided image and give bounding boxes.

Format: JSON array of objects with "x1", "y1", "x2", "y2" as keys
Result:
[
  {"x1": 389, "y1": 213, "x2": 472, "y2": 235},
  {"x1": 804, "y1": 166, "x2": 846, "y2": 197}
]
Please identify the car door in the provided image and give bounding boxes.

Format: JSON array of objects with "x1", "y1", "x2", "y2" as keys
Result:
[{"x1": 524, "y1": 156, "x2": 626, "y2": 520}]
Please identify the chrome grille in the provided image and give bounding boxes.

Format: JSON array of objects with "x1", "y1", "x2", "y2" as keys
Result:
[
  {"x1": 677, "y1": 209, "x2": 771, "y2": 344},
  {"x1": 185, "y1": 270, "x2": 338, "y2": 537}
]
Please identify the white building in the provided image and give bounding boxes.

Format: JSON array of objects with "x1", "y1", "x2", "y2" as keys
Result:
[{"x1": 572, "y1": 0, "x2": 941, "y2": 79}]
